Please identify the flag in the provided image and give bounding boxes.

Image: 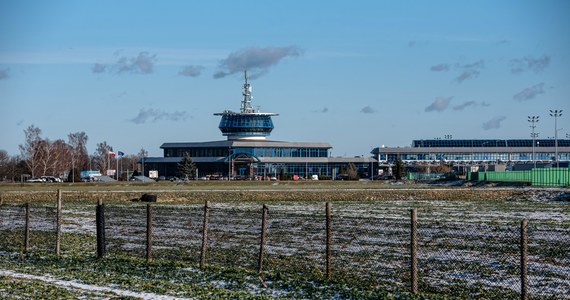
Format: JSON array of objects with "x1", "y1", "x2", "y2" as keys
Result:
[
  {"x1": 118, "y1": 151, "x2": 125, "y2": 157},
  {"x1": 108, "y1": 151, "x2": 116, "y2": 157}
]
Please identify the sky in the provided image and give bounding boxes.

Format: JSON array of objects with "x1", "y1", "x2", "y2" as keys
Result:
[{"x1": 1, "y1": 0, "x2": 569, "y2": 158}]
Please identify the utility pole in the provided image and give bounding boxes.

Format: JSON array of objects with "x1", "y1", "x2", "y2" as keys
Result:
[
  {"x1": 549, "y1": 110, "x2": 563, "y2": 168},
  {"x1": 528, "y1": 116, "x2": 539, "y2": 168}
]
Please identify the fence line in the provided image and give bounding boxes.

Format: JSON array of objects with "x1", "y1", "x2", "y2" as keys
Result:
[
  {"x1": 0, "y1": 194, "x2": 568, "y2": 299},
  {"x1": 200, "y1": 200, "x2": 210, "y2": 270},
  {"x1": 146, "y1": 204, "x2": 153, "y2": 263},
  {"x1": 257, "y1": 204, "x2": 268, "y2": 275},
  {"x1": 411, "y1": 208, "x2": 418, "y2": 294},
  {"x1": 520, "y1": 219, "x2": 528, "y2": 300},
  {"x1": 55, "y1": 189, "x2": 62, "y2": 256},
  {"x1": 96, "y1": 200, "x2": 105, "y2": 258}
]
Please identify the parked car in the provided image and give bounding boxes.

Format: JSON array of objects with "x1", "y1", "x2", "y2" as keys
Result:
[
  {"x1": 27, "y1": 177, "x2": 45, "y2": 183},
  {"x1": 41, "y1": 176, "x2": 63, "y2": 182},
  {"x1": 375, "y1": 175, "x2": 395, "y2": 180}
]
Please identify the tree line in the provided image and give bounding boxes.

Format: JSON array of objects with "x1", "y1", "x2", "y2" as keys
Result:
[{"x1": 0, "y1": 125, "x2": 146, "y2": 182}]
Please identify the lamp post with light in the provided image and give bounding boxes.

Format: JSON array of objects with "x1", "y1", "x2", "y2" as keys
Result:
[
  {"x1": 549, "y1": 110, "x2": 563, "y2": 168},
  {"x1": 528, "y1": 116, "x2": 539, "y2": 168}
]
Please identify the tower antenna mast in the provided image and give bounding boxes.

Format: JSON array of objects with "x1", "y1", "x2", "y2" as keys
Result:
[{"x1": 241, "y1": 70, "x2": 254, "y2": 113}]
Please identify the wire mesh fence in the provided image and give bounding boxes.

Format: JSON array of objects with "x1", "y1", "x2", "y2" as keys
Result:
[
  {"x1": 417, "y1": 221, "x2": 521, "y2": 298},
  {"x1": 0, "y1": 197, "x2": 568, "y2": 299}
]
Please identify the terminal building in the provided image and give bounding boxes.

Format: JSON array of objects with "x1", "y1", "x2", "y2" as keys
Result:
[
  {"x1": 142, "y1": 72, "x2": 375, "y2": 180},
  {"x1": 372, "y1": 138, "x2": 570, "y2": 170}
]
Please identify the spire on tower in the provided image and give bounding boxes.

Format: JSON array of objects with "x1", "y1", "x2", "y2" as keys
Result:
[{"x1": 241, "y1": 70, "x2": 254, "y2": 113}]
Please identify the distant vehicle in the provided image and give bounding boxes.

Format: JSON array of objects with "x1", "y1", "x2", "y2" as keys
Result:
[
  {"x1": 375, "y1": 175, "x2": 395, "y2": 180},
  {"x1": 80, "y1": 170, "x2": 102, "y2": 182},
  {"x1": 270, "y1": 176, "x2": 278, "y2": 181},
  {"x1": 167, "y1": 176, "x2": 179, "y2": 182},
  {"x1": 157, "y1": 176, "x2": 166, "y2": 181},
  {"x1": 335, "y1": 174, "x2": 349, "y2": 180},
  {"x1": 27, "y1": 177, "x2": 45, "y2": 183},
  {"x1": 41, "y1": 176, "x2": 62, "y2": 183}
]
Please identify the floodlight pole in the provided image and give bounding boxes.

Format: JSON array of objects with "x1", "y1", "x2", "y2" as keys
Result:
[
  {"x1": 528, "y1": 116, "x2": 539, "y2": 168},
  {"x1": 549, "y1": 110, "x2": 563, "y2": 168}
]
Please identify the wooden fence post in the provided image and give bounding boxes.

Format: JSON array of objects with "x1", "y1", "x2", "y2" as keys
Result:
[
  {"x1": 411, "y1": 208, "x2": 418, "y2": 294},
  {"x1": 146, "y1": 204, "x2": 153, "y2": 263},
  {"x1": 258, "y1": 204, "x2": 268, "y2": 275},
  {"x1": 200, "y1": 200, "x2": 210, "y2": 270},
  {"x1": 55, "y1": 189, "x2": 62, "y2": 256},
  {"x1": 96, "y1": 199, "x2": 105, "y2": 258},
  {"x1": 326, "y1": 202, "x2": 332, "y2": 280},
  {"x1": 24, "y1": 202, "x2": 30, "y2": 254},
  {"x1": 520, "y1": 219, "x2": 528, "y2": 300}
]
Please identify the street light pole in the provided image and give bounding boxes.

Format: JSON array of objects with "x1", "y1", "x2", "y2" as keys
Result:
[
  {"x1": 528, "y1": 116, "x2": 539, "y2": 168},
  {"x1": 549, "y1": 110, "x2": 563, "y2": 168}
]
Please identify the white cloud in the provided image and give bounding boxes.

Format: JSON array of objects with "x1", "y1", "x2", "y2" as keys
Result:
[
  {"x1": 360, "y1": 106, "x2": 375, "y2": 114},
  {"x1": 513, "y1": 83, "x2": 545, "y2": 102},
  {"x1": 178, "y1": 65, "x2": 204, "y2": 77},
  {"x1": 425, "y1": 96, "x2": 452, "y2": 112},
  {"x1": 430, "y1": 64, "x2": 449, "y2": 72},
  {"x1": 510, "y1": 55, "x2": 550, "y2": 74},
  {"x1": 0, "y1": 67, "x2": 9, "y2": 79},
  {"x1": 214, "y1": 46, "x2": 303, "y2": 79},
  {"x1": 482, "y1": 116, "x2": 506, "y2": 130},
  {"x1": 129, "y1": 109, "x2": 189, "y2": 124}
]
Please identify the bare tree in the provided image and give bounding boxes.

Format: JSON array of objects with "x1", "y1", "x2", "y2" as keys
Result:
[
  {"x1": 68, "y1": 132, "x2": 89, "y2": 169},
  {"x1": 50, "y1": 139, "x2": 72, "y2": 177},
  {"x1": 0, "y1": 154, "x2": 25, "y2": 182},
  {"x1": 94, "y1": 141, "x2": 113, "y2": 174},
  {"x1": 120, "y1": 154, "x2": 139, "y2": 178},
  {"x1": 0, "y1": 149, "x2": 8, "y2": 181},
  {"x1": 9, "y1": 155, "x2": 25, "y2": 182},
  {"x1": 347, "y1": 163, "x2": 358, "y2": 180},
  {"x1": 19, "y1": 125, "x2": 43, "y2": 177},
  {"x1": 138, "y1": 148, "x2": 148, "y2": 158},
  {"x1": 138, "y1": 148, "x2": 149, "y2": 174}
]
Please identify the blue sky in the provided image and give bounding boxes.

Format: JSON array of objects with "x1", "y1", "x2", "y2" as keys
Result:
[{"x1": 1, "y1": 0, "x2": 569, "y2": 157}]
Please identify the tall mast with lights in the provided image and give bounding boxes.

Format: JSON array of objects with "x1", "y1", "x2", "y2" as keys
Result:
[{"x1": 214, "y1": 70, "x2": 278, "y2": 140}]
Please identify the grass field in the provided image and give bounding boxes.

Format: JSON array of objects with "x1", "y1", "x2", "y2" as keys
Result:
[
  {"x1": 0, "y1": 179, "x2": 432, "y2": 192},
  {"x1": 0, "y1": 185, "x2": 568, "y2": 299}
]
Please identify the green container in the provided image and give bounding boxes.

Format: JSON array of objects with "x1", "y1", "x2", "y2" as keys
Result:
[{"x1": 479, "y1": 167, "x2": 569, "y2": 186}]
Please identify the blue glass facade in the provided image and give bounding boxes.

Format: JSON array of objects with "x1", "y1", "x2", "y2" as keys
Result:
[
  {"x1": 218, "y1": 114, "x2": 274, "y2": 137},
  {"x1": 373, "y1": 139, "x2": 570, "y2": 163},
  {"x1": 412, "y1": 139, "x2": 570, "y2": 148},
  {"x1": 164, "y1": 146, "x2": 329, "y2": 158}
]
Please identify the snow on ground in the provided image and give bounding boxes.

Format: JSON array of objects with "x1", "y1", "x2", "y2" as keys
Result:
[{"x1": 0, "y1": 269, "x2": 194, "y2": 300}]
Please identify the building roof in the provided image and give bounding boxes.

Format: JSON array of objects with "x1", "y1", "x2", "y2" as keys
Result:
[
  {"x1": 411, "y1": 139, "x2": 570, "y2": 148},
  {"x1": 372, "y1": 146, "x2": 570, "y2": 154},
  {"x1": 143, "y1": 156, "x2": 376, "y2": 164},
  {"x1": 161, "y1": 140, "x2": 332, "y2": 149}
]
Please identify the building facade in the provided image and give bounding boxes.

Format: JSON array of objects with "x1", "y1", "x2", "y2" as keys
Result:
[
  {"x1": 372, "y1": 138, "x2": 570, "y2": 170},
  {"x1": 142, "y1": 71, "x2": 375, "y2": 180}
]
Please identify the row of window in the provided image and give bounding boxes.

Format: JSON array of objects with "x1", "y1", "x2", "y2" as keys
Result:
[
  {"x1": 412, "y1": 139, "x2": 570, "y2": 148},
  {"x1": 164, "y1": 147, "x2": 330, "y2": 158},
  {"x1": 218, "y1": 115, "x2": 274, "y2": 129},
  {"x1": 381, "y1": 152, "x2": 570, "y2": 162},
  {"x1": 235, "y1": 147, "x2": 328, "y2": 158},
  {"x1": 144, "y1": 161, "x2": 371, "y2": 177},
  {"x1": 255, "y1": 162, "x2": 370, "y2": 176}
]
